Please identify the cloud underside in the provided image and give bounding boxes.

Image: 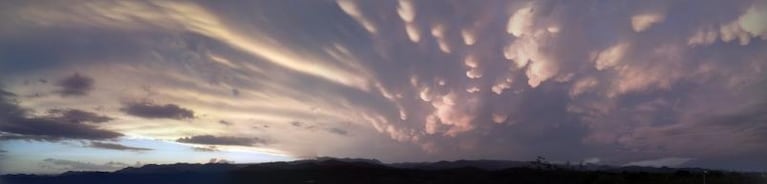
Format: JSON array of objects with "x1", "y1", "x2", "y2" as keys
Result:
[{"x1": 0, "y1": 0, "x2": 765, "y2": 171}]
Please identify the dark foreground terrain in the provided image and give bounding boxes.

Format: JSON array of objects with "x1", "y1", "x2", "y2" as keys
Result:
[{"x1": 3, "y1": 158, "x2": 765, "y2": 184}]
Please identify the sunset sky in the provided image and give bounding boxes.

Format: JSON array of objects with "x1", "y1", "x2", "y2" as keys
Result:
[{"x1": 1, "y1": 0, "x2": 766, "y2": 174}]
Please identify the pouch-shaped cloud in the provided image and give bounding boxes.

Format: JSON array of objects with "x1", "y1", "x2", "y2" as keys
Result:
[
  {"x1": 631, "y1": 12, "x2": 665, "y2": 32},
  {"x1": 338, "y1": 0, "x2": 377, "y2": 34},
  {"x1": 507, "y1": 6, "x2": 535, "y2": 37},
  {"x1": 592, "y1": 43, "x2": 630, "y2": 71},
  {"x1": 428, "y1": 92, "x2": 478, "y2": 136},
  {"x1": 492, "y1": 113, "x2": 508, "y2": 124},
  {"x1": 461, "y1": 29, "x2": 477, "y2": 46},
  {"x1": 405, "y1": 23, "x2": 421, "y2": 43},
  {"x1": 397, "y1": 0, "x2": 416, "y2": 23},
  {"x1": 739, "y1": 3, "x2": 767, "y2": 38}
]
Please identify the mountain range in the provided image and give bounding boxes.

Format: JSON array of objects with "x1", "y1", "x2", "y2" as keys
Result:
[{"x1": 2, "y1": 157, "x2": 764, "y2": 184}]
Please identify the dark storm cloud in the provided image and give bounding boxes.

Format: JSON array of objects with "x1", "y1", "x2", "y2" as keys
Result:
[
  {"x1": 0, "y1": 117, "x2": 122, "y2": 141},
  {"x1": 176, "y1": 135, "x2": 266, "y2": 146},
  {"x1": 88, "y1": 142, "x2": 152, "y2": 151},
  {"x1": 47, "y1": 109, "x2": 113, "y2": 123},
  {"x1": 0, "y1": 89, "x2": 122, "y2": 141},
  {"x1": 55, "y1": 73, "x2": 94, "y2": 96},
  {"x1": 120, "y1": 102, "x2": 194, "y2": 120}
]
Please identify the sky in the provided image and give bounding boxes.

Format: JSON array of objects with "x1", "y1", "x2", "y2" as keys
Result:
[{"x1": 0, "y1": 0, "x2": 766, "y2": 174}]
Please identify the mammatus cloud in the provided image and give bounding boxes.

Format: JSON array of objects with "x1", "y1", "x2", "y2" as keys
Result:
[
  {"x1": 55, "y1": 73, "x2": 94, "y2": 96},
  {"x1": 88, "y1": 142, "x2": 152, "y2": 152},
  {"x1": 120, "y1": 102, "x2": 194, "y2": 120},
  {"x1": 337, "y1": 0, "x2": 377, "y2": 34},
  {"x1": 631, "y1": 12, "x2": 665, "y2": 32},
  {"x1": 177, "y1": 135, "x2": 266, "y2": 146}
]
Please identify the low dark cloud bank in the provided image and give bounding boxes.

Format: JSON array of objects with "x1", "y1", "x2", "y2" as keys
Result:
[
  {"x1": 120, "y1": 102, "x2": 194, "y2": 120},
  {"x1": 48, "y1": 109, "x2": 113, "y2": 123},
  {"x1": 0, "y1": 89, "x2": 122, "y2": 141},
  {"x1": 88, "y1": 142, "x2": 152, "y2": 151},
  {"x1": 176, "y1": 135, "x2": 266, "y2": 146}
]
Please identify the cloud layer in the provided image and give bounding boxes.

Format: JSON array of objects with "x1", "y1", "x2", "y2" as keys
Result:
[{"x1": 1, "y1": 0, "x2": 766, "y2": 172}]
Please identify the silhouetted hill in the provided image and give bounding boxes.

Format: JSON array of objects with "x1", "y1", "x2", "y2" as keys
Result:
[
  {"x1": 390, "y1": 160, "x2": 530, "y2": 170},
  {"x1": 2, "y1": 158, "x2": 765, "y2": 184},
  {"x1": 116, "y1": 163, "x2": 242, "y2": 174}
]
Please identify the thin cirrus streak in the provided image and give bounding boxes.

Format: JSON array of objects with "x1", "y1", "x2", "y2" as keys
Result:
[{"x1": 0, "y1": 0, "x2": 766, "y2": 174}]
